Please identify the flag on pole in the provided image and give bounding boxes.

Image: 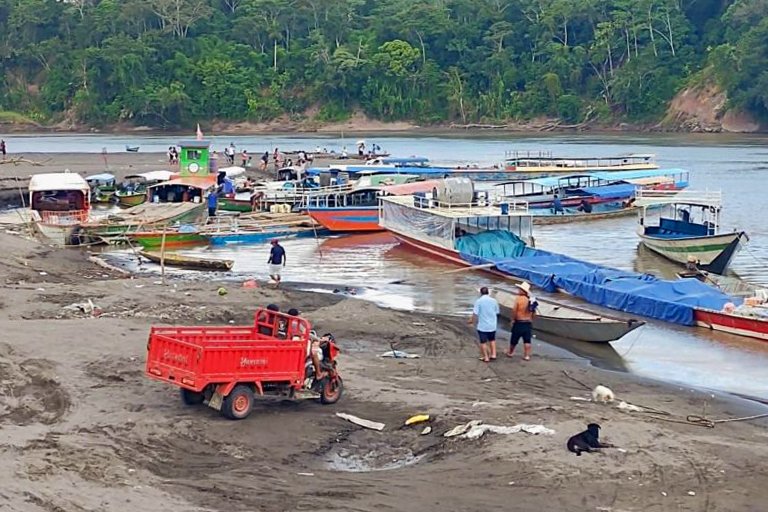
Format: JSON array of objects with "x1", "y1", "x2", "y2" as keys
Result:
[{"x1": 196, "y1": 123, "x2": 203, "y2": 141}]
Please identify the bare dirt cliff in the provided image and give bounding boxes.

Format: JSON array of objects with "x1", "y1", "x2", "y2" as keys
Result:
[{"x1": 663, "y1": 82, "x2": 763, "y2": 133}]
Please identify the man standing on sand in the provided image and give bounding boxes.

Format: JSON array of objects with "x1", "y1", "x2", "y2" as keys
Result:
[
  {"x1": 268, "y1": 239, "x2": 286, "y2": 287},
  {"x1": 507, "y1": 281, "x2": 537, "y2": 361},
  {"x1": 469, "y1": 286, "x2": 499, "y2": 363},
  {"x1": 1, "y1": 139, "x2": 6, "y2": 159}
]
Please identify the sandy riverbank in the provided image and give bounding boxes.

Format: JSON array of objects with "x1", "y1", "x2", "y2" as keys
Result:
[{"x1": 1, "y1": 231, "x2": 767, "y2": 511}]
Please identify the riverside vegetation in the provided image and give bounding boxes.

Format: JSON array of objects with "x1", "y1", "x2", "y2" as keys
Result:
[{"x1": 0, "y1": 0, "x2": 766, "y2": 129}]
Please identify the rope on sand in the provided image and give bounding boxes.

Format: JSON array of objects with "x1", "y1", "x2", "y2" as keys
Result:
[{"x1": 684, "y1": 412, "x2": 768, "y2": 429}]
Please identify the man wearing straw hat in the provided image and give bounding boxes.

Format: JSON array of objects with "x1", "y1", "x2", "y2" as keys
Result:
[{"x1": 506, "y1": 281, "x2": 537, "y2": 361}]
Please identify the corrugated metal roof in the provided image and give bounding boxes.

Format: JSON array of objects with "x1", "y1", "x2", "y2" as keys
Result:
[{"x1": 29, "y1": 172, "x2": 89, "y2": 192}]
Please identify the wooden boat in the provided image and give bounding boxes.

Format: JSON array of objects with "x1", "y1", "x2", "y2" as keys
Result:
[
  {"x1": 307, "y1": 179, "x2": 442, "y2": 232},
  {"x1": 28, "y1": 172, "x2": 91, "y2": 245},
  {"x1": 86, "y1": 173, "x2": 117, "y2": 204},
  {"x1": 126, "y1": 145, "x2": 140, "y2": 152},
  {"x1": 379, "y1": 179, "x2": 731, "y2": 329},
  {"x1": 504, "y1": 151, "x2": 657, "y2": 175},
  {"x1": 532, "y1": 204, "x2": 638, "y2": 225},
  {"x1": 635, "y1": 189, "x2": 748, "y2": 275},
  {"x1": 115, "y1": 171, "x2": 175, "y2": 207},
  {"x1": 204, "y1": 211, "x2": 324, "y2": 245},
  {"x1": 127, "y1": 229, "x2": 209, "y2": 249},
  {"x1": 694, "y1": 307, "x2": 768, "y2": 342},
  {"x1": 139, "y1": 251, "x2": 233, "y2": 271},
  {"x1": 495, "y1": 169, "x2": 689, "y2": 211},
  {"x1": 492, "y1": 287, "x2": 644, "y2": 343},
  {"x1": 80, "y1": 202, "x2": 206, "y2": 241},
  {"x1": 219, "y1": 196, "x2": 253, "y2": 213}
]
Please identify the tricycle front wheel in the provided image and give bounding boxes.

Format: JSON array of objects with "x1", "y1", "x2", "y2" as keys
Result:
[
  {"x1": 180, "y1": 388, "x2": 205, "y2": 406},
  {"x1": 222, "y1": 385, "x2": 254, "y2": 420},
  {"x1": 320, "y1": 376, "x2": 343, "y2": 405}
]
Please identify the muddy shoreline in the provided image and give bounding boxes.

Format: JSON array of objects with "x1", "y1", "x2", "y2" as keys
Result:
[{"x1": 0, "y1": 231, "x2": 767, "y2": 511}]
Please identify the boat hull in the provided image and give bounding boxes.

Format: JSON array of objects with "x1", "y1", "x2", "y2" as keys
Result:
[
  {"x1": 638, "y1": 231, "x2": 746, "y2": 274},
  {"x1": 139, "y1": 251, "x2": 233, "y2": 271},
  {"x1": 117, "y1": 193, "x2": 147, "y2": 207},
  {"x1": 391, "y1": 234, "x2": 644, "y2": 343},
  {"x1": 128, "y1": 232, "x2": 208, "y2": 249},
  {"x1": 219, "y1": 198, "x2": 253, "y2": 213},
  {"x1": 694, "y1": 309, "x2": 768, "y2": 342},
  {"x1": 533, "y1": 206, "x2": 636, "y2": 225},
  {"x1": 307, "y1": 207, "x2": 382, "y2": 232}
]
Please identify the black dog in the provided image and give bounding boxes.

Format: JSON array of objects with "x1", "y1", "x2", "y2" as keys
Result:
[{"x1": 567, "y1": 423, "x2": 612, "y2": 456}]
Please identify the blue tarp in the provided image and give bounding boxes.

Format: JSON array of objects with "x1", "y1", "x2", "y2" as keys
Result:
[
  {"x1": 573, "y1": 183, "x2": 637, "y2": 199},
  {"x1": 455, "y1": 231, "x2": 527, "y2": 261},
  {"x1": 459, "y1": 247, "x2": 736, "y2": 326}
]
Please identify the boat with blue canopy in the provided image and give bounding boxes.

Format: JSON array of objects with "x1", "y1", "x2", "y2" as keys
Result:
[{"x1": 380, "y1": 179, "x2": 737, "y2": 327}]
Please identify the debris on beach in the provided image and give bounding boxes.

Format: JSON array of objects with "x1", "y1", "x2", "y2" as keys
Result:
[
  {"x1": 380, "y1": 350, "x2": 420, "y2": 359},
  {"x1": 443, "y1": 420, "x2": 483, "y2": 438},
  {"x1": 336, "y1": 412, "x2": 385, "y2": 431},
  {"x1": 461, "y1": 423, "x2": 555, "y2": 440},
  {"x1": 404, "y1": 414, "x2": 430, "y2": 426}
]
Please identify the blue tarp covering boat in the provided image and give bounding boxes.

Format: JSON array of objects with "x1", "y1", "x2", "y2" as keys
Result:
[
  {"x1": 574, "y1": 183, "x2": 637, "y2": 199},
  {"x1": 460, "y1": 244, "x2": 736, "y2": 326}
]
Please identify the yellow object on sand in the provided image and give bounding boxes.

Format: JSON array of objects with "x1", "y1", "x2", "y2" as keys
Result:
[
  {"x1": 217, "y1": 287, "x2": 228, "y2": 296},
  {"x1": 405, "y1": 414, "x2": 430, "y2": 426}
]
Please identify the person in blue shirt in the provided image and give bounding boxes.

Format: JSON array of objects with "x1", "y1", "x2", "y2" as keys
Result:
[
  {"x1": 268, "y1": 239, "x2": 286, "y2": 287},
  {"x1": 552, "y1": 194, "x2": 565, "y2": 215},
  {"x1": 207, "y1": 190, "x2": 218, "y2": 218},
  {"x1": 468, "y1": 286, "x2": 500, "y2": 363},
  {"x1": 222, "y1": 177, "x2": 236, "y2": 198}
]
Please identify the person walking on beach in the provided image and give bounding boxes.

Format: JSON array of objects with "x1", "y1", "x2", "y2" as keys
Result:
[
  {"x1": 0, "y1": 139, "x2": 5, "y2": 159},
  {"x1": 506, "y1": 281, "x2": 537, "y2": 361},
  {"x1": 469, "y1": 286, "x2": 499, "y2": 363},
  {"x1": 268, "y1": 239, "x2": 286, "y2": 287},
  {"x1": 260, "y1": 151, "x2": 269, "y2": 171}
]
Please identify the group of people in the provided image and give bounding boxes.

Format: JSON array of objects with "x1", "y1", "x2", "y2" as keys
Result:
[
  {"x1": 551, "y1": 194, "x2": 593, "y2": 215},
  {"x1": 470, "y1": 282, "x2": 538, "y2": 363},
  {"x1": 167, "y1": 146, "x2": 179, "y2": 164},
  {"x1": 257, "y1": 303, "x2": 330, "y2": 381}
]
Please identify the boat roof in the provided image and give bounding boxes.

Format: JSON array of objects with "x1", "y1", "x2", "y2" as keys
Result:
[
  {"x1": 85, "y1": 173, "x2": 115, "y2": 182},
  {"x1": 381, "y1": 195, "x2": 530, "y2": 218},
  {"x1": 573, "y1": 183, "x2": 637, "y2": 198},
  {"x1": 381, "y1": 179, "x2": 442, "y2": 195},
  {"x1": 125, "y1": 170, "x2": 175, "y2": 182},
  {"x1": 496, "y1": 168, "x2": 689, "y2": 188},
  {"x1": 178, "y1": 140, "x2": 211, "y2": 148},
  {"x1": 218, "y1": 166, "x2": 246, "y2": 178},
  {"x1": 29, "y1": 172, "x2": 89, "y2": 192},
  {"x1": 374, "y1": 156, "x2": 429, "y2": 165},
  {"x1": 148, "y1": 175, "x2": 218, "y2": 190},
  {"x1": 505, "y1": 153, "x2": 656, "y2": 162},
  {"x1": 589, "y1": 168, "x2": 688, "y2": 181},
  {"x1": 634, "y1": 189, "x2": 722, "y2": 208}
]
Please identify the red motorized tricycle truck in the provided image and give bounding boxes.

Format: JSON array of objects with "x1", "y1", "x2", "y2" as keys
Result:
[{"x1": 145, "y1": 308, "x2": 343, "y2": 420}]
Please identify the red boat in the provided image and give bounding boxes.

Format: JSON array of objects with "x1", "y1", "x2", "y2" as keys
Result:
[
  {"x1": 145, "y1": 308, "x2": 343, "y2": 419},
  {"x1": 694, "y1": 308, "x2": 768, "y2": 341}
]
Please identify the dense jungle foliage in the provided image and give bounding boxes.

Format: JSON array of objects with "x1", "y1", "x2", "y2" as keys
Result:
[{"x1": 0, "y1": 0, "x2": 766, "y2": 128}]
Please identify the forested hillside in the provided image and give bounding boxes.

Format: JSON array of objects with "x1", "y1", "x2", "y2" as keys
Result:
[{"x1": 0, "y1": 0, "x2": 766, "y2": 129}]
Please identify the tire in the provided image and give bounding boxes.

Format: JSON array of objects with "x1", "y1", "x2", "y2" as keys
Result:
[
  {"x1": 221, "y1": 385, "x2": 254, "y2": 420},
  {"x1": 320, "y1": 376, "x2": 343, "y2": 405},
  {"x1": 180, "y1": 388, "x2": 205, "y2": 406}
]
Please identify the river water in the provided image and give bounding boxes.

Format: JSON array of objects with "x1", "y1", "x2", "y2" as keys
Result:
[{"x1": 12, "y1": 132, "x2": 768, "y2": 399}]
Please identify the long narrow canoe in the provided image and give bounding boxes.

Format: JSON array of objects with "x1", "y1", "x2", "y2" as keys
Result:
[
  {"x1": 139, "y1": 251, "x2": 234, "y2": 271},
  {"x1": 492, "y1": 287, "x2": 644, "y2": 343}
]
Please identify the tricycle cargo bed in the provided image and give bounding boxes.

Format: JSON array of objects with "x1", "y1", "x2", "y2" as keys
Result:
[
  {"x1": 144, "y1": 309, "x2": 344, "y2": 419},
  {"x1": 146, "y1": 311, "x2": 313, "y2": 393}
]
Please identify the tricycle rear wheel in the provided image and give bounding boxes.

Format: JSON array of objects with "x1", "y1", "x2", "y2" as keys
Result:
[
  {"x1": 222, "y1": 385, "x2": 254, "y2": 420},
  {"x1": 180, "y1": 388, "x2": 205, "y2": 406},
  {"x1": 320, "y1": 376, "x2": 343, "y2": 405}
]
